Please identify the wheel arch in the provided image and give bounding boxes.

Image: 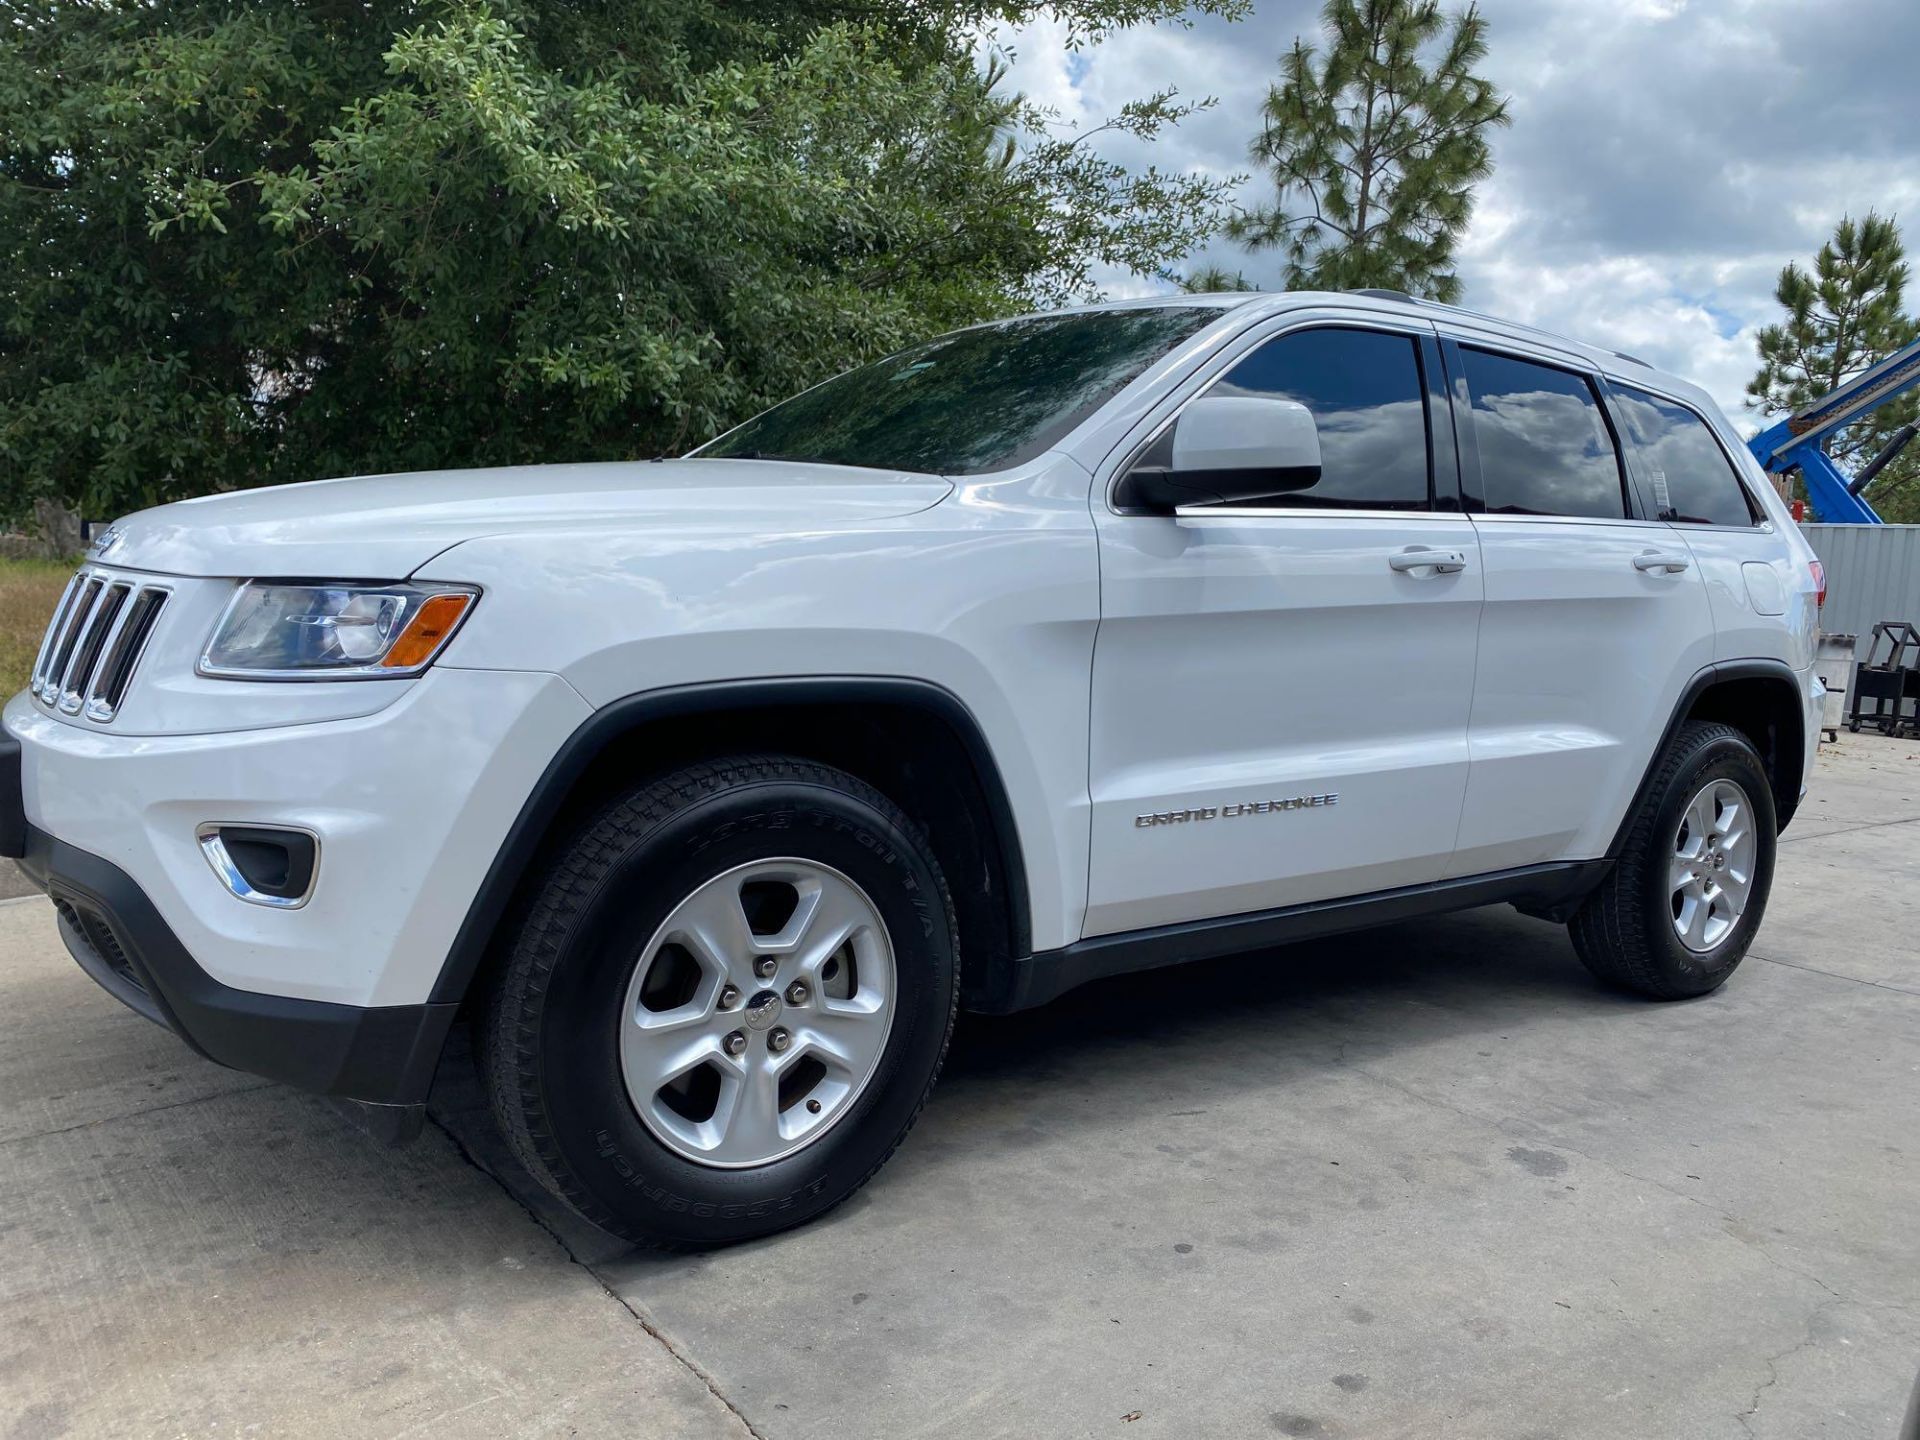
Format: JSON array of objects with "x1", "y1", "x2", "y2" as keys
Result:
[
  {"x1": 1609, "y1": 659, "x2": 1807, "y2": 857},
  {"x1": 430, "y1": 677, "x2": 1033, "y2": 1012}
]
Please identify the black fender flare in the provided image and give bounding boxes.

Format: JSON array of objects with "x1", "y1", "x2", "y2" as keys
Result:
[
  {"x1": 1606, "y1": 657, "x2": 1806, "y2": 858},
  {"x1": 427, "y1": 675, "x2": 1033, "y2": 1006}
]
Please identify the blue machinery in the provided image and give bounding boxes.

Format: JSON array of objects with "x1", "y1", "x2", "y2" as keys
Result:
[{"x1": 1747, "y1": 335, "x2": 1920, "y2": 523}]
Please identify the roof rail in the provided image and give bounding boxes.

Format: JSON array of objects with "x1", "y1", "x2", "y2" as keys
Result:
[
  {"x1": 1350, "y1": 288, "x2": 1415, "y2": 302},
  {"x1": 1612, "y1": 349, "x2": 1651, "y2": 368}
]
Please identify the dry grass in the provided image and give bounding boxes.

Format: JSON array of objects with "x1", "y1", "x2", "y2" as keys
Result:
[{"x1": 0, "y1": 558, "x2": 78, "y2": 696}]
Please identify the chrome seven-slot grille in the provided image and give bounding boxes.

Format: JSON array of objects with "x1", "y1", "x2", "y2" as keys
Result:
[{"x1": 30, "y1": 569, "x2": 170, "y2": 724}]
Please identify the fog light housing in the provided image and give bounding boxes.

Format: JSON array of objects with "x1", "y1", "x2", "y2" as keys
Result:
[{"x1": 197, "y1": 824, "x2": 320, "y2": 908}]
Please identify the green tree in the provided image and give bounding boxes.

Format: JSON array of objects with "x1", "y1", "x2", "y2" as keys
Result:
[
  {"x1": 1176, "y1": 262, "x2": 1260, "y2": 292},
  {"x1": 1747, "y1": 212, "x2": 1920, "y2": 523},
  {"x1": 0, "y1": 0, "x2": 1243, "y2": 528},
  {"x1": 1228, "y1": 0, "x2": 1507, "y2": 302}
]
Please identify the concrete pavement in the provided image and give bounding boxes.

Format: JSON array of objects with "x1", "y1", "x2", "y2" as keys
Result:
[{"x1": 4, "y1": 735, "x2": 1919, "y2": 1437}]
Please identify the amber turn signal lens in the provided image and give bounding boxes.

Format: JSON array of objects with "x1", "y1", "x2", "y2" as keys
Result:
[{"x1": 381, "y1": 592, "x2": 474, "y2": 670}]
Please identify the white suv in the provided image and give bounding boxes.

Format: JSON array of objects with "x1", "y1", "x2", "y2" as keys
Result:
[{"x1": 4, "y1": 291, "x2": 1823, "y2": 1247}]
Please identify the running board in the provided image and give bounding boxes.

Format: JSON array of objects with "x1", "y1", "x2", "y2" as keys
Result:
[{"x1": 979, "y1": 860, "x2": 1614, "y2": 1013}]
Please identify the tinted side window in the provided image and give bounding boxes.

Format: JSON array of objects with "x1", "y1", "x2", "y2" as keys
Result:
[
  {"x1": 1206, "y1": 327, "x2": 1430, "y2": 510},
  {"x1": 1611, "y1": 387, "x2": 1757, "y2": 526},
  {"x1": 1459, "y1": 348, "x2": 1626, "y2": 518}
]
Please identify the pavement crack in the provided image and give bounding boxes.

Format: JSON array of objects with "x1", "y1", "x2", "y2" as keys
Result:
[
  {"x1": 1735, "y1": 1300, "x2": 1838, "y2": 1437},
  {"x1": 0, "y1": 1081, "x2": 277, "y2": 1149},
  {"x1": 1779, "y1": 814, "x2": 1920, "y2": 846},
  {"x1": 1747, "y1": 951, "x2": 1920, "y2": 999},
  {"x1": 426, "y1": 1114, "x2": 768, "y2": 1440}
]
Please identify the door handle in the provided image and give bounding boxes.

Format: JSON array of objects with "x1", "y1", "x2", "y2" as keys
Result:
[
  {"x1": 1388, "y1": 547, "x2": 1468, "y2": 575},
  {"x1": 1632, "y1": 551, "x2": 1692, "y2": 574}
]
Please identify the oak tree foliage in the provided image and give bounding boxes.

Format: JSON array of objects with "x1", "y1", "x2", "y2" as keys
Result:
[{"x1": 0, "y1": 0, "x2": 1242, "y2": 522}]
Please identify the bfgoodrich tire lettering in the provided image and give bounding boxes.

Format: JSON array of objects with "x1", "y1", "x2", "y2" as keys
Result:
[
  {"x1": 480, "y1": 755, "x2": 959, "y2": 1247},
  {"x1": 1569, "y1": 721, "x2": 1776, "y2": 999}
]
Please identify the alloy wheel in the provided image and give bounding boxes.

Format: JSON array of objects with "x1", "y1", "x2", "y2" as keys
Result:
[{"x1": 618, "y1": 858, "x2": 896, "y2": 1168}]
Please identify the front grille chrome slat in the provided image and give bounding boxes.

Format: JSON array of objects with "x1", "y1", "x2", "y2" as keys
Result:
[
  {"x1": 30, "y1": 573, "x2": 85, "y2": 694},
  {"x1": 85, "y1": 589, "x2": 169, "y2": 723},
  {"x1": 28, "y1": 568, "x2": 171, "y2": 725},
  {"x1": 58, "y1": 583, "x2": 129, "y2": 714},
  {"x1": 41, "y1": 578, "x2": 103, "y2": 703}
]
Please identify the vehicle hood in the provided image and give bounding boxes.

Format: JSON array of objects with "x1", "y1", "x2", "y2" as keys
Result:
[{"x1": 97, "y1": 459, "x2": 953, "y2": 579}]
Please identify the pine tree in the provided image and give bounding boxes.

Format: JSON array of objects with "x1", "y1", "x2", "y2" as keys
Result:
[
  {"x1": 1177, "y1": 263, "x2": 1260, "y2": 293},
  {"x1": 1747, "y1": 213, "x2": 1920, "y2": 522},
  {"x1": 1229, "y1": 0, "x2": 1508, "y2": 303}
]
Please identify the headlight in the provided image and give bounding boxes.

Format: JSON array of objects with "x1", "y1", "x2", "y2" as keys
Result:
[{"x1": 199, "y1": 581, "x2": 478, "y2": 680}]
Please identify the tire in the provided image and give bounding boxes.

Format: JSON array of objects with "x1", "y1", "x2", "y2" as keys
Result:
[
  {"x1": 1568, "y1": 721, "x2": 1776, "y2": 1000},
  {"x1": 480, "y1": 755, "x2": 959, "y2": 1248}
]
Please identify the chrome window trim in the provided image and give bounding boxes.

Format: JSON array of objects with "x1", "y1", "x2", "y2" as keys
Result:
[
  {"x1": 1173, "y1": 506, "x2": 1466, "y2": 522},
  {"x1": 1468, "y1": 513, "x2": 1674, "y2": 529}
]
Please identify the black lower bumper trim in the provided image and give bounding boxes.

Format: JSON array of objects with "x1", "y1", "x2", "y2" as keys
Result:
[
  {"x1": 20, "y1": 825, "x2": 456, "y2": 1108},
  {"x1": 0, "y1": 733, "x2": 25, "y2": 859},
  {"x1": 981, "y1": 859, "x2": 1614, "y2": 1013}
]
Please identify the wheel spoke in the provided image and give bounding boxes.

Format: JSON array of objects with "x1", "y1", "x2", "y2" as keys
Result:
[
  {"x1": 674, "y1": 878, "x2": 756, "y2": 980},
  {"x1": 716, "y1": 1058, "x2": 784, "y2": 1161},
  {"x1": 794, "y1": 880, "x2": 871, "y2": 974},
  {"x1": 623, "y1": 1028, "x2": 724, "y2": 1099},
  {"x1": 1669, "y1": 852, "x2": 1697, "y2": 896},
  {"x1": 1680, "y1": 890, "x2": 1712, "y2": 948},
  {"x1": 1685, "y1": 789, "x2": 1717, "y2": 844},
  {"x1": 799, "y1": 1001, "x2": 889, "y2": 1074}
]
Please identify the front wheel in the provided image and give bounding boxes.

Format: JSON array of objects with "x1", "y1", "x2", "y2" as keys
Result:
[
  {"x1": 1569, "y1": 721, "x2": 1776, "y2": 999},
  {"x1": 480, "y1": 756, "x2": 959, "y2": 1248}
]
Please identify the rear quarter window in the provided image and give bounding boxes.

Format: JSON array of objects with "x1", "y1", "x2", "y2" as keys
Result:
[{"x1": 1610, "y1": 386, "x2": 1759, "y2": 527}]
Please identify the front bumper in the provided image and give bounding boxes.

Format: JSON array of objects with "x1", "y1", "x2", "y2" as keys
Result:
[
  {"x1": 5, "y1": 668, "x2": 588, "y2": 1007},
  {"x1": 19, "y1": 817, "x2": 453, "y2": 1132},
  {"x1": 3, "y1": 665, "x2": 592, "y2": 1128}
]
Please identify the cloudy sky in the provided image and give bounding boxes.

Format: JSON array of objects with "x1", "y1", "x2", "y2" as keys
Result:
[{"x1": 990, "y1": 0, "x2": 1920, "y2": 429}]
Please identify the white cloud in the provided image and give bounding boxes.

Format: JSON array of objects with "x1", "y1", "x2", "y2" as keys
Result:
[{"x1": 990, "y1": 0, "x2": 1920, "y2": 425}]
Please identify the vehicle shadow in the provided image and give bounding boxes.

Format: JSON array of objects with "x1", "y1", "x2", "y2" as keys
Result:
[{"x1": 447, "y1": 899, "x2": 1648, "y2": 1268}]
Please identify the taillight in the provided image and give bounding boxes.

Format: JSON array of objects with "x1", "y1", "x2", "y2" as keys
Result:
[{"x1": 1809, "y1": 559, "x2": 1826, "y2": 608}]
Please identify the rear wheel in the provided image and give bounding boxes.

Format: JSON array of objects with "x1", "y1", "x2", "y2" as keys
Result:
[
  {"x1": 1569, "y1": 721, "x2": 1776, "y2": 999},
  {"x1": 481, "y1": 755, "x2": 958, "y2": 1247}
]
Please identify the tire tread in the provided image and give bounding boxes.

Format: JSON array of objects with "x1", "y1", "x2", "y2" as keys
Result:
[
  {"x1": 478, "y1": 754, "x2": 958, "y2": 1248},
  {"x1": 1569, "y1": 720, "x2": 1763, "y2": 1000}
]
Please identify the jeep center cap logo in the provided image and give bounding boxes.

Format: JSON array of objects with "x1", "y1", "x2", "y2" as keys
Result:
[{"x1": 742, "y1": 990, "x2": 782, "y2": 1031}]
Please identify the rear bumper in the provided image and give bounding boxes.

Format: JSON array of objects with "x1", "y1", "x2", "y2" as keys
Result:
[{"x1": 17, "y1": 820, "x2": 455, "y2": 1136}]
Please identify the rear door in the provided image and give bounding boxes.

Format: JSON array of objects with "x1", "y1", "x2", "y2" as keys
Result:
[
  {"x1": 1441, "y1": 337, "x2": 1716, "y2": 876},
  {"x1": 1603, "y1": 381, "x2": 1806, "y2": 665},
  {"x1": 1084, "y1": 317, "x2": 1483, "y2": 937}
]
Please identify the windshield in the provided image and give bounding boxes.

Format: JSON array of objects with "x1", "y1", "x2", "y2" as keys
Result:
[{"x1": 697, "y1": 306, "x2": 1224, "y2": 475}]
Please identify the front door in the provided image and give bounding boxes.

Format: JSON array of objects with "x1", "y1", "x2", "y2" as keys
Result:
[{"x1": 1084, "y1": 321, "x2": 1484, "y2": 938}]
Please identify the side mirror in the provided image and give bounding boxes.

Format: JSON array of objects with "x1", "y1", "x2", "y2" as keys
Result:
[{"x1": 1115, "y1": 395, "x2": 1323, "y2": 512}]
